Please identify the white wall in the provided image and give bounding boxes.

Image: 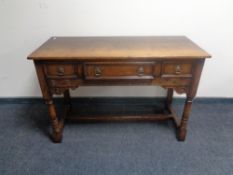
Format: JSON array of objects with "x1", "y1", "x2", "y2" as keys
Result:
[{"x1": 0, "y1": 0, "x2": 233, "y2": 97}]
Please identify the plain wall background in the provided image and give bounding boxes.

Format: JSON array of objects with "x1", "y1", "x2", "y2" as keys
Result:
[{"x1": 0, "y1": 0, "x2": 233, "y2": 97}]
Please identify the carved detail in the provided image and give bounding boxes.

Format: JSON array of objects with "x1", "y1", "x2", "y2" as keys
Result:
[
  {"x1": 174, "y1": 87, "x2": 189, "y2": 94},
  {"x1": 162, "y1": 86, "x2": 189, "y2": 94},
  {"x1": 50, "y1": 86, "x2": 79, "y2": 95},
  {"x1": 51, "y1": 88, "x2": 66, "y2": 95},
  {"x1": 50, "y1": 87, "x2": 77, "y2": 95}
]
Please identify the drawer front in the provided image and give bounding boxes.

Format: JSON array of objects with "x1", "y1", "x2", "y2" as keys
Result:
[
  {"x1": 44, "y1": 63, "x2": 80, "y2": 79},
  {"x1": 84, "y1": 62, "x2": 157, "y2": 80},
  {"x1": 161, "y1": 61, "x2": 193, "y2": 78}
]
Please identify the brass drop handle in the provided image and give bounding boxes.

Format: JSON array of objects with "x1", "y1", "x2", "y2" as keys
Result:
[
  {"x1": 94, "y1": 66, "x2": 102, "y2": 76},
  {"x1": 137, "y1": 66, "x2": 144, "y2": 76},
  {"x1": 57, "y1": 66, "x2": 65, "y2": 76},
  {"x1": 175, "y1": 65, "x2": 181, "y2": 74}
]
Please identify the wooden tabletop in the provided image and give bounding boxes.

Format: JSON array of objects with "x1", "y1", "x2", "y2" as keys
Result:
[{"x1": 28, "y1": 36, "x2": 211, "y2": 60}]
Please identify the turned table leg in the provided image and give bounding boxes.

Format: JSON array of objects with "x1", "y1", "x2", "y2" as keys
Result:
[
  {"x1": 177, "y1": 60, "x2": 204, "y2": 141},
  {"x1": 34, "y1": 61, "x2": 63, "y2": 143},
  {"x1": 46, "y1": 99, "x2": 63, "y2": 143},
  {"x1": 178, "y1": 95, "x2": 193, "y2": 141}
]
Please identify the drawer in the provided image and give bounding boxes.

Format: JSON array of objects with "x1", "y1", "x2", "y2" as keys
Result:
[
  {"x1": 44, "y1": 63, "x2": 80, "y2": 79},
  {"x1": 84, "y1": 62, "x2": 157, "y2": 80},
  {"x1": 161, "y1": 62, "x2": 193, "y2": 78}
]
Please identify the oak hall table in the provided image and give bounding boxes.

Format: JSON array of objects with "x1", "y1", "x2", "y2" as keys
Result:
[{"x1": 28, "y1": 36, "x2": 211, "y2": 143}]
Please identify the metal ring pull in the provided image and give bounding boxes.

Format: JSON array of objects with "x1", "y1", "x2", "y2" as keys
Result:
[
  {"x1": 175, "y1": 65, "x2": 181, "y2": 74},
  {"x1": 137, "y1": 66, "x2": 144, "y2": 76},
  {"x1": 94, "y1": 67, "x2": 102, "y2": 76},
  {"x1": 57, "y1": 66, "x2": 65, "y2": 76}
]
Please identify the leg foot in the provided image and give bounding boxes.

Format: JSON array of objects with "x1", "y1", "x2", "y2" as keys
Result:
[
  {"x1": 52, "y1": 131, "x2": 62, "y2": 143},
  {"x1": 177, "y1": 127, "x2": 187, "y2": 141}
]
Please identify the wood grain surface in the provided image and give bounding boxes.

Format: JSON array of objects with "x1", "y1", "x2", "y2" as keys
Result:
[{"x1": 28, "y1": 36, "x2": 211, "y2": 60}]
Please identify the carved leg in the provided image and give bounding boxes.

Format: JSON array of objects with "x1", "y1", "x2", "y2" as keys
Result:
[
  {"x1": 46, "y1": 100, "x2": 63, "y2": 143},
  {"x1": 177, "y1": 60, "x2": 205, "y2": 141},
  {"x1": 166, "y1": 88, "x2": 173, "y2": 109},
  {"x1": 178, "y1": 95, "x2": 193, "y2": 141},
  {"x1": 34, "y1": 61, "x2": 64, "y2": 143}
]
